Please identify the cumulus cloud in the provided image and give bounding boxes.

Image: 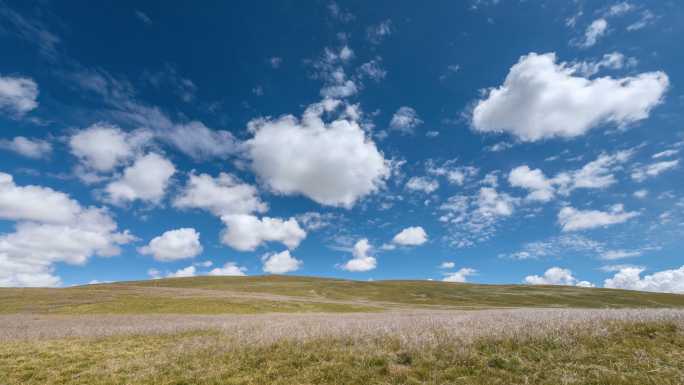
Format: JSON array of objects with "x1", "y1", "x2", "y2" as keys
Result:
[
  {"x1": 604, "y1": 265, "x2": 684, "y2": 293},
  {"x1": 105, "y1": 153, "x2": 176, "y2": 205},
  {"x1": 631, "y1": 160, "x2": 679, "y2": 182},
  {"x1": 340, "y1": 238, "x2": 377, "y2": 272},
  {"x1": 443, "y1": 268, "x2": 476, "y2": 283},
  {"x1": 558, "y1": 204, "x2": 639, "y2": 232},
  {"x1": 138, "y1": 228, "x2": 203, "y2": 261},
  {"x1": 261, "y1": 250, "x2": 302, "y2": 274},
  {"x1": 578, "y1": 18, "x2": 608, "y2": 47},
  {"x1": 220, "y1": 214, "x2": 306, "y2": 251},
  {"x1": 392, "y1": 226, "x2": 428, "y2": 246},
  {"x1": 244, "y1": 101, "x2": 389, "y2": 208},
  {"x1": 0, "y1": 74, "x2": 38, "y2": 116},
  {"x1": 69, "y1": 124, "x2": 151, "y2": 173},
  {"x1": 524, "y1": 267, "x2": 593, "y2": 287},
  {"x1": 390, "y1": 106, "x2": 422, "y2": 135},
  {"x1": 508, "y1": 165, "x2": 555, "y2": 202},
  {"x1": 405, "y1": 176, "x2": 439, "y2": 194},
  {"x1": 0, "y1": 173, "x2": 81, "y2": 223},
  {"x1": 208, "y1": 262, "x2": 247, "y2": 276},
  {"x1": 0, "y1": 137, "x2": 52, "y2": 159},
  {"x1": 0, "y1": 173, "x2": 134, "y2": 287},
  {"x1": 471, "y1": 52, "x2": 669, "y2": 142},
  {"x1": 173, "y1": 172, "x2": 267, "y2": 217}
]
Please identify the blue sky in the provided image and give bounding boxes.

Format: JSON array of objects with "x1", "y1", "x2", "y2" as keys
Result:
[{"x1": 1, "y1": 0, "x2": 683, "y2": 291}]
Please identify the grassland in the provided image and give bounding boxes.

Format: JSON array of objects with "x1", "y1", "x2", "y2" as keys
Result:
[
  {"x1": 1, "y1": 276, "x2": 684, "y2": 384},
  {"x1": 2, "y1": 275, "x2": 684, "y2": 314}
]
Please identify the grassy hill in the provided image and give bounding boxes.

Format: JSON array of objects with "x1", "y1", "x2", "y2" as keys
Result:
[{"x1": 2, "y1": 275, "x2": 683, "y2": 314}]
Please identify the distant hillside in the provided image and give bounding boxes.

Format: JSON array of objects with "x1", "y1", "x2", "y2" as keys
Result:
[{"x1": 1, "y1": 275, "x2": 683, "y2": 314}]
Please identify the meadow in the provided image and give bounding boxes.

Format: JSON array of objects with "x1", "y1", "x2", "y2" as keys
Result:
[{"x1": 1, "y1": 276, "x2": 683, "y2": 384}]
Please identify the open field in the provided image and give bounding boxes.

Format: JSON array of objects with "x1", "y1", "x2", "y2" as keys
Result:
[{"x1": 2, "y1": 276, "x2": 684, "y2": 384}]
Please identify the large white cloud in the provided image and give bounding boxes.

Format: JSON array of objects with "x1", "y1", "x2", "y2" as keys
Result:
[
  {"x1": 340, "y1": 238, "x2": 377, "y2": 272},
  {"x1": 173, "y1": 172, "x2": 267, "y2": 217},
  {"x1": 220, "y1": 214, "x2": 306, "y2": 251},
  {"x1": 471, "y1": 52, "x2": 669, "y2": 141},
  {"x1": 138, "y1": 228, "x2": 202, "y2": 262},
  {"x1": 604, "y1": 266, "x2": 684, "y2": 293},
  {"x1": 524, "y1": 267, "x2": 594, "y2": 287},
  {"x1": 69, "y1": 124, "x2": 151, "y2": 173},
  {"x1": 261, "y1": 250, "x2": 302, "y2": 274},
  {"x1": 0, "y1": 137, "x2": 52, "y2": 159},
  {"x1": 0, "y1": 75, "x2": 38, "y2": 116},
  {"x1": 0, "y1": 173, "x2": 134, "y2": 287},
  {"x1": 558, "y1": 204, "x2": 639, "y2": 232},
  {"x1": 244, "y1": 101, "x2": 390, "y2": 208},
  {"x1": 105, "y1": 153, "x2": 176, "y2": 205},
  {"x1": 392, "y1": 226, "x2": 428, "y2": 246},
  {"x1": 0, "y1": 173, "x2": 81, "y2": 223}
]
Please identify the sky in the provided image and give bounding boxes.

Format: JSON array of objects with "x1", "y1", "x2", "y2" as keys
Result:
[{"x1": 0, "y1": 0, "x2": 683, "y2": 292}]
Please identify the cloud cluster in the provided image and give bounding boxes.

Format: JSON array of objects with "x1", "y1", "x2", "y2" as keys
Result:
[
  {"x1": 0, "y1": 136, "x2": 52, "y2": 159},
  {"x1": 0, "y1": 173, "x2": 133, "y2": 286},
  {"x1": 391, "y1": 226, "x2": 428, "y2": 246},
  {"x1": 442, "y1": 268, "x2": 476, "y2": 283},
  {"x1": 604, "y1": 265, "x2": 684, "y2": 293},
  {"x1": 390, "y1": 106, "x2": 422, "y2": 135},
  {"x1": 472, "y1": 52, "x2": 668, "y2": 141},
  {"x1": 220, "y1": 215, "x2": 306, "y2": 252},
  {"x1": 261, "y1": 250, "x2": 302, "y2": 274},
  {"x1": 105, "y1": 153, "x2": 176, "y2": 205}
]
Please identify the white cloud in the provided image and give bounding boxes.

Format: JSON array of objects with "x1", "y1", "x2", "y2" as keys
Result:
[
  {"x1": 558, "y1": 204, "x2": 639, "y2": 232},
  {"x1": 508, "y1": 165, "x2": 555, "y2": 202},
  {"x1": 0, "y1": 173, "x2": 134, "y2": 286},
  {"x1": 524, "y1": 267, "x2": 593, "y2": 287},
  {"x1": 367, "y1": 20, "x2": 392, "y2": 44},
  {"x1": 604, "y1": 266, "x2": 684, "y2": 293},
  {"x1": 0, "y1": 74, "x2": 38, "y2": 116},
  {"x1": 506, "y1": 234, "x2": 604, "y2": 260},
  {"x1": 163, "y1": 121, "x2": 237, "y2": 160},
  {"x1": 652, "y1": 149, "x2": 678, "y2": 159},
  {"x1": 69, "y1": 123, "x2": 151, "y2": 173},
  {"x1": 245, "y1": 101, "x2": 389, "y2": 208},
  {"x1": 600, "y1": 249, "x2": 642, "y2": 260},
  {"x1": 627, "y1": 10, "x2": 655, "y2": 31},
  {"x1": 173, "y1": 172, "x2": 267, "y2": 217},
  {"x1": 220, "y1": 214, "x2": 306, "y2": 251},
  {"x1": 443, "y1": 268, "x2": 476, "y2": 283},
  {"x1": 578, "y1": 18, "x2": 608, "y2": 47},
  {"x1": 0, "y1": 173, "x2": 82, "y2": 223},
  {"x1": 105, "y1": 153, "x2": 176, "y2": 205},
  {"x1": 571, "y1": 52, "x2": 636, "y2": 77},
  {"x1": 390, "y1": 106, "x2": 422, "y2": 134},
  {"x1": 606, "y1": 2, "x2": 634, "y2": 17},
  {"x1": 167, "y1": 265, "x2": 196, "y2": 278},
  {"x1": 440, "y1": 187, "x2": 517, "y2": 247},
  {"x1": 633, "y1": 189, "x2": 648, "y2": 198},
  {"x1": 340, "y1": 238, "x2": 377, "y2": 272},
  {"x1": 295, "y1": 211, "x2": 335, "y2": 231},
  {"x1": 358, "y1": 59, "x2": 386, "y2": 81},
  {"x1": 428, "y1": 161, "x2": 479, "y2": 186},
  {"x1": 471, "y1": 52, "x2": 669, "y2": 142},
  {"x1": 631, "y1": 160, "x2": 679, "y2": 182},
  {"x1": 440, "y1": 261, "x2": 456, "y2": 269},
  {"x1": 138, "y1": 228, "x2": 203, "y2": 262},
  {"x1": 392, "y1": 226, "x2": 428, "y2": 246},
  {"x1": 405, "y1": 176, "x2": 439, "y2": 194},
  {"x1": 261, "y1": 250, "x2": 302, "y2": 274},
  {"x1": 208, "y1": 262, "x2": 247, "y2": 276},
  {"x1": 508, "y1": 150, "x2": 634, "y2": 201},
  {"x1": 0, "y1": 137, "x2": 52, "y2": 159}
]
